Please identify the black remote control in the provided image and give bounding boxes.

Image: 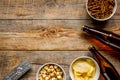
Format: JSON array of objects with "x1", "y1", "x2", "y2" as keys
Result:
[{"x1": 3, "y1": 60, "x2": 32, "y2": 80}]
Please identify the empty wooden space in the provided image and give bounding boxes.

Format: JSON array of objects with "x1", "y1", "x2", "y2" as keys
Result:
[{"x1": 0, "y1": 0, "x2": 120, "y2": 80}]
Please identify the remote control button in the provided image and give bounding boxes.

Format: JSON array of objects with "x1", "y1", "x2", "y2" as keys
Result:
[{"x1": 17, "y1": 67, "x2": 23, "y2": 74}]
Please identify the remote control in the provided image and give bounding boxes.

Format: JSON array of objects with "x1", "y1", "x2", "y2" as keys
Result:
[{"x1": 3, "y1": 60, "x2": 32, "y2": 80}]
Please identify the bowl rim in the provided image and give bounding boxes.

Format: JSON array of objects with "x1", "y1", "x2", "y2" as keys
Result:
[
  {"x1": 86, "y1": 0, "x2": 117, "y2": 21},
  {"x1": 36, "y1": 62, "x2": 66, "y2": 80},
  {"x1": 69, "y1": 56, "x2": 100, "y2": 80}
]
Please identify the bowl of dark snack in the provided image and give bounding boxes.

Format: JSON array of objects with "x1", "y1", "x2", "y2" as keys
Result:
[{"x1": 86, "y1": 0, "x2": 117, "y2": 21}]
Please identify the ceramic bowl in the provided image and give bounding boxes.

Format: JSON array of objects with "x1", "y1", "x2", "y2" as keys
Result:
[
  {"x1": 86, "y1": 0, "x2": 117, "y2": 21},
  {"x1": 69, "y1": 56, "x2": 100, "y2": 80},
  {"x1": 36, "y1": 63, "x2": 66, "y2": 80}
]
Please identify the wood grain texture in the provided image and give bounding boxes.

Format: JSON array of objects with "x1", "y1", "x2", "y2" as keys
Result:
[
  {"x1": 0, "y1": 20, "x2": 120, "y2": 50},
  {"x1": 0, "y1": 0, "x2": 120, "y2": 80},
  {"x1": 0, "y1": 51, "x2": 120, "y2": 80},
  {"x1": 0, "y1": 0, "x2": 119, "y2": 19},
  {"x1": 0, "y1": 20, "x2": 120, "y2": 32}
]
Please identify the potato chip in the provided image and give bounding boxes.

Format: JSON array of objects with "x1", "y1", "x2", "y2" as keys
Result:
[{"x1": 72, "y1": 58, "x2": 96, "y2": 80}]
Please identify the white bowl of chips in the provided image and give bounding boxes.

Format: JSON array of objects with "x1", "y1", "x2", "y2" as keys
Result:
[{"x1": 69, "y1": 56, "x2": 100, "y2": 80}]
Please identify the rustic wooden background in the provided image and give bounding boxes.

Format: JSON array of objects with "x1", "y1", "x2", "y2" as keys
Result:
[{"x1": 0, "y1": 0, "x2": 120, "y2": 80}]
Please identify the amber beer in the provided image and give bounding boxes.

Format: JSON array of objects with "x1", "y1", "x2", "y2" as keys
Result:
[
  {"x1": 89, "y1": 46, "x2": 120, "y2": 80},
  {"x1": 82, "y1": 25, "x2": 120, "y2": 51}
]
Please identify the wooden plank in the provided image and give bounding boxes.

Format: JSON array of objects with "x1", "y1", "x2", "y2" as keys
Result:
[
  {"x1": 0, "y1": 51, "x2": 119, "y2": 80},
  {"x1": 0, "y1": 0, "x2": 120, "y2": 19},
  {"x1": 0, "y1": 51, "x2": 89, "y2": 80},
  {"x1": 0, "y1": 20, "x2": 120, "y2": 32},
  {"x1": 0, "y1": 20, "x2": 120, "y2": 50}
]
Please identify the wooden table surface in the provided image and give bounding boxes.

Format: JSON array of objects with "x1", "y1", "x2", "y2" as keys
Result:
[{"x1": 0, "y1": 0, "x2": 120, "y2": 80}]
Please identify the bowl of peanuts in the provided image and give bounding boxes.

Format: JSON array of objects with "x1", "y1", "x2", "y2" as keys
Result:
[
  {"x1": 36, "y1": 63, "x2": 66, "y2": 80},
  {"x1": 86, "y1": 0, "x2": 117, "y2": 21}
]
